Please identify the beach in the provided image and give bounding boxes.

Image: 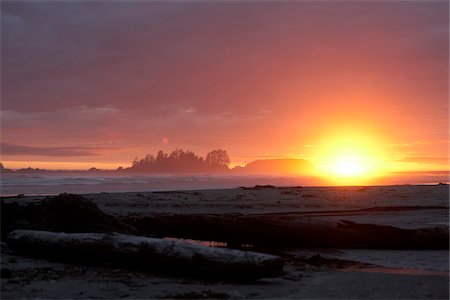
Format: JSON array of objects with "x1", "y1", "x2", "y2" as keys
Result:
[
  {"x1": 1, "y1": 184, "x2": 448, "y2": 299},
  {"x1": 3, "y1": 1, "x2": 449, "y2": 298}
]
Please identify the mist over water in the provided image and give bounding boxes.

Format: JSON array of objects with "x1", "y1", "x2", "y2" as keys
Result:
[
  {"x1": 0, "y1": 173, "x2": 305, "y2": 196},
  {"x1": 1, "y1": 172, "x2": 448, "y2": 196}
]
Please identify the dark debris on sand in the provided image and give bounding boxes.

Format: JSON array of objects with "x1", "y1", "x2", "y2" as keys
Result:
[{"x1": 1, "y1": 193, "x2": 138, "y2": 238}]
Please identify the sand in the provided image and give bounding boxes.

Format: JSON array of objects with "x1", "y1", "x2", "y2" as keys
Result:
[{"x1": 1, "y1": 184, "x2": 449, "y2": 299}]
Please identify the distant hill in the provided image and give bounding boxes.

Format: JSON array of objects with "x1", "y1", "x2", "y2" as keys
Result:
[{"x1": 233, "y1": 159, "x2": 314, "y2": 175}]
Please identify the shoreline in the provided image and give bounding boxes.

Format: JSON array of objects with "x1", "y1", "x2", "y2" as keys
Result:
[
  {"x1": 1, "y1": 182, "x2": 449, "y2": 198},
  {"x1": 1, "y1": 184, "x2": 449, "y2": 299},
  {"x1": 2, "y1": 171, "x2": 449, "y2": 197},
  {"x1": 3, "y1": 184, "x2": 448, "y2": 223}
]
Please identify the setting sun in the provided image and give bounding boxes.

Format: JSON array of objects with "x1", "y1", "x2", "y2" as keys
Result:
[
  {"x1": 330, "y1": 155, "x2": 366, "y2": 177},
  {"x1": 311, "y1": 132, "x2": 387, "y2": 184}
]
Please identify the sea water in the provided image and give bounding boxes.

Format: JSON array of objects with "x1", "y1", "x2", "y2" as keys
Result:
[
  {"x1": 0, "y1": 173, "x2": 313, "y2": 196},
  {"x1": 1, "y1": 171, "x2": 448, "y2": 196}
]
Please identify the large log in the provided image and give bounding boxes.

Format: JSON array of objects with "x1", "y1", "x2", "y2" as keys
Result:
[
  {"x1": 7, "y1": 230, "x2": 283, "y2": 280},
  {"x1": 125, "y1": 214, "x2": 449, "y2": 249}
]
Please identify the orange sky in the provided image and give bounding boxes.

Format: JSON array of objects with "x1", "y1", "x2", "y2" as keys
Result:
[{"x1": 1, "y1": 1, "x2": 448, "y2": 172}]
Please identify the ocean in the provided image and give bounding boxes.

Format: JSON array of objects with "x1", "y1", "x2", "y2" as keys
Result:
[
  {"x1": 1, "y1": 171, "x2": 448, "y2": 196},
  {"x1": 0, "y1": 173, "x2": 312, "y2": 196}
]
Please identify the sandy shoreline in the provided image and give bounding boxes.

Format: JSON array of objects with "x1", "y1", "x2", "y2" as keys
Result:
[
  {"x1": 2, "y1": 248, "x2": 448, "y2": 299},
  {"x1": 1, "y1": 185, "x2": 449, "y2": 299}
]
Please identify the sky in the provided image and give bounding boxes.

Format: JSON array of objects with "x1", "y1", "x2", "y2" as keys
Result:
[{"x1": 1, "y1": 1, "x2": 449, "y2": 171}]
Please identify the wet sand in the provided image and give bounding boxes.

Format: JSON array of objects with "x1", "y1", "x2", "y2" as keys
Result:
[{"x1": 1, "y1": 184, "x2": 449, "y2": 299}]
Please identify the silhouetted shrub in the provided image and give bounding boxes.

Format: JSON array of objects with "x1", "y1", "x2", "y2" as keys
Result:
[{"x1": 129, "y1": 149, "x2": 230, "y2": 173}]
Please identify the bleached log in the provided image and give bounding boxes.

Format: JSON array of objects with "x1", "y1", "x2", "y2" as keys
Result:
[{"x1": 7, "y1": 230, "x2": 283, "y2": 280}]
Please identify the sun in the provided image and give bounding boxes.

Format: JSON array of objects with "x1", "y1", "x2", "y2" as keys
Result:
[
  {"x1": 330, "y1": 155, "x2": 366, "y2": 177},
  {"x1": 310, "y1": 132, "x2": 386, "y2": 184}
]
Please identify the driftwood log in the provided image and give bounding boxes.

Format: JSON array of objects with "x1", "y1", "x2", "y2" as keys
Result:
[
  {"x1": 7, "y1": 230, "x2": 283, "y2": 280},
  {"x1": 125, "y1": 214, "x2": 449, "y2": 249}
]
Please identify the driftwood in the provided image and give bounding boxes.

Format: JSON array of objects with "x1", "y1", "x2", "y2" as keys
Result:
[
  {"x1": 7, "y1": 230, "x2": 283, "y2": 280},
  {"x1": 125, "y1": 214, "x2": 449, "y2": 250}
]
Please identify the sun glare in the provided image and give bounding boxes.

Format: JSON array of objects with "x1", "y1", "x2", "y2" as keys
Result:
[
  {"x1": 311, "y1": 132, "x2": 386, "y2": 184},
  {"x1": 330, "y1": 155, "x2": 366, "y2": 177}
]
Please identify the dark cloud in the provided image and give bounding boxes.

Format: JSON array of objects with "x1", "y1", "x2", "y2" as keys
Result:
[
  {"x1": 0, "y1": 1, "x2": 448, "y2": 164},
  {"x1": 2, "y1": 1, "x2": 447, "y2": 114},
  {"x1": 1, "y1": 142, "x2": 103, "y2": 156}
]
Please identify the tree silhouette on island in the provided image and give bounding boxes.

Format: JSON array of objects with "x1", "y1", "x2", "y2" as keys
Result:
[
  {"x1": 128, "y1": 149, "x2": 230, "y2": 173},
  {"x1": 0, "y1": 149, "x2": 314, "y2": 175},
  {"x1": 126, "y1": 149, "x2": 314, "y2": 175}
]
